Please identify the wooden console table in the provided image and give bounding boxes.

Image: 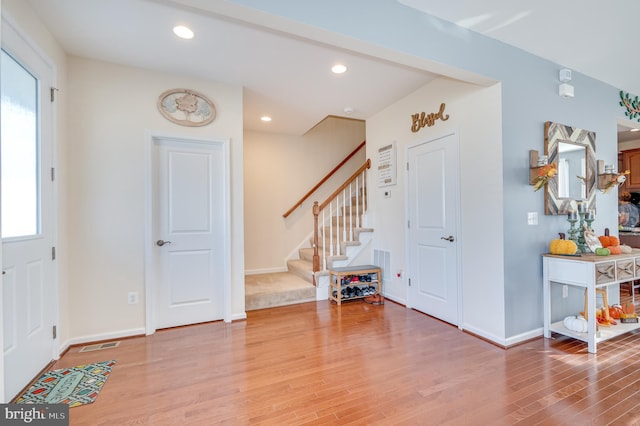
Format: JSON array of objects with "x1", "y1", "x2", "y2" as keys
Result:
[{"x1": 543, "y1": 251, "x2": 640, "y2": 353}]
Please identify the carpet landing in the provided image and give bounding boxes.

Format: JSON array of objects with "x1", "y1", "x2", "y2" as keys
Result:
[{"x1": 245, "y1": 272, "x2": 316, "y2": 310}]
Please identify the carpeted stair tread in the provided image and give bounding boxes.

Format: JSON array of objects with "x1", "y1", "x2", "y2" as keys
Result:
[
  {"x1": 286, "y1": 259, "x2": 315, "y2": 283},
  {"x1": 299, "y1": 247, "x2": 315, "y2": 262}
]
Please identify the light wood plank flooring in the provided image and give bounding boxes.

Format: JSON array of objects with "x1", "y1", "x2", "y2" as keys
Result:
[{"x1": 50, "y1": 299, "x2": 640, "y2": 425}]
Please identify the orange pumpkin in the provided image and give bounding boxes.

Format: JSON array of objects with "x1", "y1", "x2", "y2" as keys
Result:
[
  {"x1": 599, "y1": 228, "x2": 621, "y2": 249},
  {"x1": 598, "y1": 235, "x2": 620, "y2": 248},
  {"x1": 622, "y1": 301, "x2": 636, "y2": 316},
  {"x1": 608, "y1": 245, "x2": 622, "y2": 255},
  {"x1": 609, "y1": 305, "x2": 623, "y2": 319}
]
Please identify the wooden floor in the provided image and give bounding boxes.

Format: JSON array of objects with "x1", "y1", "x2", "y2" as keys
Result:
[{"x1": 52, "y1": 298, "x2": 640, "y2": 425}]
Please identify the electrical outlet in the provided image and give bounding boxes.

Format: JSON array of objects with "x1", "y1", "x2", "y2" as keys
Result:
[
  {"x1": 562, "y1": 285, "x2": 568, "y2": 298},
  {"x1": 527, "y1": 212, "x2": 538, "y2": 225},
  {"x1": 128, "y1": 292, "x2": 139, "y2": 304}
]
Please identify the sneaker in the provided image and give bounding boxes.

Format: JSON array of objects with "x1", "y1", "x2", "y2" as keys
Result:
[{"x1": 364, "y1": 294, "x2": 383, "y2": 305}]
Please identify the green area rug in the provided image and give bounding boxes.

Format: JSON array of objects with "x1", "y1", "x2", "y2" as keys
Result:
[{"x1": 16, "y1": 360, "x2": 116, "y2": 407}]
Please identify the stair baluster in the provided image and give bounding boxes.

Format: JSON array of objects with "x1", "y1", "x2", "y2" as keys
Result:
[{"x1": 312, "y1": 159, "x2": 371, "y2": 274}]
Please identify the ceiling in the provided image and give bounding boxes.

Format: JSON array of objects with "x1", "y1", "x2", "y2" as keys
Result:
[
  {"x1": 24, "y1": 0, "x2": 640, "y2": 138},
  {"x1": 25, "y1": 0, "x2": 441, "y2": 135}
]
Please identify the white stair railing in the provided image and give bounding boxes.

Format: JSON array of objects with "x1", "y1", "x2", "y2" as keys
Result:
[{"x1": 313, "y1": 159, "x2": 370, "y2": 273}]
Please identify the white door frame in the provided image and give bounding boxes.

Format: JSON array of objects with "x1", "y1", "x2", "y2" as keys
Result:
[
  {"x1": 144, "y1": 132, "x2": 232, "y2": 335},
  {"x1": 1, "y1": 13, "x2": 59, "y2": 402},
  {"x1": 405, "y1": 130, "x2": 463, "y2": 328}
]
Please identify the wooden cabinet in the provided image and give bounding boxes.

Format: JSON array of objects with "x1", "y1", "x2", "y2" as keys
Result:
[
  {"x1": 620, "y1": 232, "x2": 640, "y2": 248},
  {"x1": 620, "y1": 148, "x2": 640, "y2": 192},
  {"x1": 329, "y1": 265, "x2": 381, "y2": 305},
  {"x1": 543, "y1": 252, "x2": 640, "y2": 353}
]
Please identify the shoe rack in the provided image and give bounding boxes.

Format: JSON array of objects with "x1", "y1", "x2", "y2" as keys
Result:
[{"x1": 329, "y1": 265, "x2": 382, "y2": 305}]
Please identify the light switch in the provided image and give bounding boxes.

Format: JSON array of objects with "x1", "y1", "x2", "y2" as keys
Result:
[{"x1": 527, "y1": 212, "x2": 538, "y2": 225}]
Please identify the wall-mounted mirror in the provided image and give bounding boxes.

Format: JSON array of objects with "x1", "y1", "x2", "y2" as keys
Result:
[
  {"x1": 544, "y1": 121, "x2": 596, "y2": 215},
  {"x1": 557, "y1": 141, "x2": 587, "y2": 199}
]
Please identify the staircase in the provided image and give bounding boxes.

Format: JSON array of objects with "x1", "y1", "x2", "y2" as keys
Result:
[
  {"x1": 286, "y1": 216, "x2": 374, "y2": 284},
  {"x1": 286, "y1": 160, "x2": 373, "y2": 299},
  {"x1": 246, "y1": 146, "x2": 371, "y2": 311}
]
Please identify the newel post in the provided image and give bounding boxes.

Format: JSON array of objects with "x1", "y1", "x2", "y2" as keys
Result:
[{"x1": 312, "y1": 201, "x2": 320, "y2": 273}]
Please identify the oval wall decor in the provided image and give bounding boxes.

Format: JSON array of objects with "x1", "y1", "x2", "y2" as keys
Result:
[{"x1": 157, "y1": 88, "x2": 216, "y2": 127}]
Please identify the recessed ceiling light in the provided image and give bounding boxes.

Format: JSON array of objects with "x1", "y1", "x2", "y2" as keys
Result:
[
  {"x1": 331, "y1": 64, "x2": 347, "y2": 74},
  {"x1": 261, "y1": 116, "x2": 272, "y2": 122},
  {"x1": 173, "y1": 25, "x2": 194, "y2": 40}
]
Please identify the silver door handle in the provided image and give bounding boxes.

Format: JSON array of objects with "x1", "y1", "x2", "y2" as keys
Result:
[
  {"x1": 156, "y1": 240, "x2": 172, "y2": 247},
  {"x1": 440, "y1": 236, "x2": 455, "y2": 242}
]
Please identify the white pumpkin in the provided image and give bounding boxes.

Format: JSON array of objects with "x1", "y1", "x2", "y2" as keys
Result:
[{"x1": 563, "y1": 315, "x2": 588, "y2": 333}]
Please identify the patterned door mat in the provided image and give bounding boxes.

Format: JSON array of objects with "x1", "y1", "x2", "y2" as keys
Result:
[{"x1": 16, "y1": 360, "x2": 116, "y2": 407}]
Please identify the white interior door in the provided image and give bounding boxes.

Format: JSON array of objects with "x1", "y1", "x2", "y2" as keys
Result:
[
  {"x1": 407, "y1": 132, "x2": 460, "y2": 325},
  {"x1": 2, "y1": 19, "x2": 56, "y2": 401},
  {"x1": 151, "y1": 137, "x2": 227, "y2": 329}
]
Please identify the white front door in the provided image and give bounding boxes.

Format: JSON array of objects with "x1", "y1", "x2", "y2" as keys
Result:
[
  {"x1": 2, "y1": 20, "x2": 56, "y2": 400},
  {"x1": 407, "y1": 132, "x2": 460, "y2": 325},
  {"x1": 150, "y1": 137, "x2": 228, "y2": 330}
]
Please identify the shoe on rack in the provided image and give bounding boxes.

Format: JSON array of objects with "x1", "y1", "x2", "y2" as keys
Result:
[{"x1": 363, "y1": 294, "x2": 383, "y2": 305}]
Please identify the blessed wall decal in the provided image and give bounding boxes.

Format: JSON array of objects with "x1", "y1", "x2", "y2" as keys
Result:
[{"x1": 410, "y1": 102, "x2": 449, "y2": 133}]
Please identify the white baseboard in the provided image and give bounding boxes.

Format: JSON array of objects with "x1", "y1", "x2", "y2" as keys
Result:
[
  {"x1": 504, "y1": 327, "x2": 543, "y2": 347},
  {"x1": 459, "y1": 324, "x2": 543, "y2": 348},
  {"x1": 245, "y1": 267, "x2": 288, "y2": 275},
  {"x1": 57, "y1": 327, "x2": 146, "y2": 357},
  {"x1": 460, "y1": 323, "x2": 505, "y2": 346},
  {"x1": 232, "y1": 312, "x2": 247, "y2": 321},
  {"x1": 381, "y1": 293, "x2": 406, "y2": 306}
]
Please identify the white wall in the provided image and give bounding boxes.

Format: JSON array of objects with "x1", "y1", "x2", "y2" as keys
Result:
[
  {"x1": 65, "y1": 56, "x2": 245, "y2": 341},
  {"x1": 244, "y1": 117, "x2": 365, "y2": 272},
  {"x1": 367, "y1": 77, "x2": 505, "y2": 341}
]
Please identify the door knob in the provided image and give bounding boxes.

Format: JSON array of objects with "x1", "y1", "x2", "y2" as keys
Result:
[
  {"x1": 440, "y1": 236, "x2": 455, "y2": 242},
  {"x1": 156, "y1": 240, "x2": 172, "y2": 247}
]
